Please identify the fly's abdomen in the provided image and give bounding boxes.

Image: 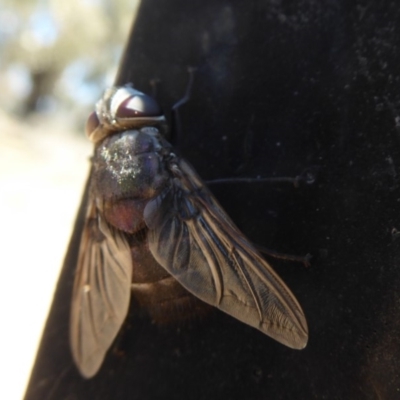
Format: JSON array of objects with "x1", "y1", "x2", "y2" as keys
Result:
[
  {"x1": 131, "y1": 277, "x2": 213, "y2": 325},
  {"x1": 128, "y1": 230, "x2": 212, "y2": 324}
]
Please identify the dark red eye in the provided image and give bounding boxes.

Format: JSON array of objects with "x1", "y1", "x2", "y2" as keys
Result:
[
  {"x1": 116, "y1": 94, "x2": 162, "y2": 118},
  {"x1": 85, "y1": 111, "x2": 100, "y2": 137}
]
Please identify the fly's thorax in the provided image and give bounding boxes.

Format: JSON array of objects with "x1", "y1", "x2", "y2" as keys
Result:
[
  {"x1": 92, "y1": 127, "x2": 170, "y2": 201},
  {"x1": 91, "y1": 127, "x2": 171, "y2": 233}
]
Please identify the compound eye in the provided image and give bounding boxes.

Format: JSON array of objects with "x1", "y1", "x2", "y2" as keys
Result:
[
  {"x1": 116, "y1": 94, "x2": 162, "y2": 118},
  {"x1": 85, "y1": 111, "x2": 100, "y2": 137}
]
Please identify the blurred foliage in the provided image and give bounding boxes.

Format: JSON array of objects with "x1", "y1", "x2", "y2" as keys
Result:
[{"x1": 0, "y1": 0, "x2": 140, "y2": 123}]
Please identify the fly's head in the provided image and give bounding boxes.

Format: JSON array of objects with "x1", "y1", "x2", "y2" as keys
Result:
[{"x1": 86, "y1": 85, "x2": 168, "y2": 144}]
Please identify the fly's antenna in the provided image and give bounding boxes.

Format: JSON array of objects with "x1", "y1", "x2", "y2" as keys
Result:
[{"x1": 170, "y1": 67, "x2": 197, "y2": 146}]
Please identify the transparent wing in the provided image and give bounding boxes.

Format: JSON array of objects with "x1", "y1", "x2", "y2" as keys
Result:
[
  {"x1": 70, "y1": 200, "x2": 132, "y2": 378},
  {"x1": 144, "y1": 160, "x2": 308, "y2": 349}
]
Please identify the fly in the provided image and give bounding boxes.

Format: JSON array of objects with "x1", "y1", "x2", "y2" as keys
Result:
[{"x1": 70, "y1": 84, "x2": 308, "y2": 378}]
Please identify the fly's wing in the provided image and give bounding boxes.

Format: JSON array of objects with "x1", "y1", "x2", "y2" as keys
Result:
[
  {"x1": 70, "y1": 200, "x2": 132, "y2": 378},
  {"x1": 144, "y1": 159, "x2": 308, "y2": 349}
]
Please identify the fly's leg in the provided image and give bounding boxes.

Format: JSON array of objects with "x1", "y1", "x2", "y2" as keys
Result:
[
  {"x1": 206, "y1": 167, "x2": 318, "y2": 188},
  {"x1": 170, "y1": 67, "x2": 196, "y2": 146},
  {"x1": 149, "y1": 78, "x2": 161, "y2": 99},
  {"x1": 172, "y1": 67, "x2": 196, "y2": 110},
  {"x1": 206, "y1": 167, "x2": 317, "y2": 268},
  {"x1": 256, "y1": 246, "x2": 312, "y2": 268},
  {"x1": 168, "y1": 68, "x2": 318, "y2": 190}
]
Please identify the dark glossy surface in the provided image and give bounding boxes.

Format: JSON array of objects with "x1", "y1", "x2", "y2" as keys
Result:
[{"x1": 25, "y1": 1, "x2": 400, "y2": 399}]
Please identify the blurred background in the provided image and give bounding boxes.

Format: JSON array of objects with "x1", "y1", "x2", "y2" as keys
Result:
[{"x1": 0, "y1": 1, "x2": 140, "y2": 399}]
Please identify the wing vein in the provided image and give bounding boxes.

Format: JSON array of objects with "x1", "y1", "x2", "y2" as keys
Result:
[
  {"x1": 186, "y1": 218, "x2": 223, "y2": 305},
  {"x1": 230, "y1": 249, "x2": 263, "y2": 321}
]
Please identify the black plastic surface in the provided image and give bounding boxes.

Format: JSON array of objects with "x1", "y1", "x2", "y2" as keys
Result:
[{"x1": 25, "y1": 1, "x2": 400, "y2": 399}]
